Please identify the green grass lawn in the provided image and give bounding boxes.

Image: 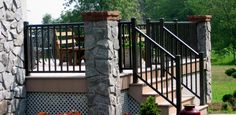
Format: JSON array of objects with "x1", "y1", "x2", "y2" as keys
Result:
[
  {"x1": 210, "y1": 65, "x2": 236, "y2": 113},
  {"x1": 212, "y1": 65, "x2": 236, "y2": 102}
]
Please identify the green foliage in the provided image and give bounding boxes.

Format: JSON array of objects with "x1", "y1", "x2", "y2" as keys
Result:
[
  {"x1": 50, "y1": 0, "x2": 236, "y2": 60},
  {"x1": 222, "y1": 91, "x2": 236, "y2": 111},
  {"x1": 221, "y1": 102, "x2": 233, "y2": 112},
  {"x1": 231, "y1": 72, "x2": 236, "y2": 78},
  {"x1": 211, "y1": 65, "x2": 236, "y2": 113},
  {"x1": 234, "y1": 91, "x2": 236, "y2": 98},
  {"x1": 212, "y1": 66, "x2": 236, "y2": 103},
  {"x1": 42, "y1": 13, "x2": 53, "y2": 24},
  {"x1": 186, "y1": 0, "x2": 236, "y2": 54},
  {"x1": 143, "y1": 0, "x2": 192, "y2": 20},
  {"x1": 211, "y1": 45, "x2": 236, "y2": 65},
  {"x1": 140, "y1": 96, "x2": 160, "y2": 115},
  {"x1": 59, "y1": 0, "x2": 141, "y2": 22},
  {"x1": 222, "y1": 94, "x2": 233, "y2": 102},
  {"x1": 225, "y1": 68, "x2": 236, "y2": 76}
]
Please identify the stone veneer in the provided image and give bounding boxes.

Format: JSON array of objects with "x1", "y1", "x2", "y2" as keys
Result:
[
  {"x1": 0, "y1": 0, "x2": 25, "y2": 114},
  {"x1": 81, "y1": 11, "x2": 121, "y2": 115},
  {"x1": 188, "y1": 15, "x2": 212, "y2": 103}
]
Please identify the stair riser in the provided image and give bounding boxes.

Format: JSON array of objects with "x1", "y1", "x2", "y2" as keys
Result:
[
  {"x1": 159, "y1": 97, "x2": 194, "y2": 115},
  {"x1": 144, "y1": 91, "x2": 177, "y2": 104},
  {"x1": 142, "y1": 79, "x2": 172, "y2": 93},
  {"x1": 139, "y1": 69, "x2": 161, "y2": 80},
  {"x1": 139, "y1": 62, "x2": 199, "y2": 80}
]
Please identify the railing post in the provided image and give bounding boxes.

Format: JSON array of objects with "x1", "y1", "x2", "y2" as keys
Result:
[
  {"x1": 173, "y1": 19, "x2": 178, "y2": 35},
  {"x1": 174, "y1": 19, "x2": 179, "y2": 55},
  {"x1": 160, "y1": 18, "x2": 164, "y2": 47},
  {"x1": 24, "y1": 21, "x2": 30, "y2": 76},
  {"x1": 160, "y1": 18, "x2": 165, "y2": 77},
  {"x1": 131, "y1": 17, "x2": 138, "y2": 83},
  {"x1": 118, "y1": 20, "x2": 123, "y2": 73},
  {"x1": 176, "y1": 55, "x2": 182, "y2": 114},
  {"x1": 146, "y1": 18, "x2": 151, "y2": 67},
  {"x1": 200, "y1": 52, "x2": 206, "y2": 105}
]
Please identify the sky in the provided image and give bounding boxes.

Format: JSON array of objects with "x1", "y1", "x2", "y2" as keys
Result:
[{"x1": 26, "y1": 0, "x2": 65, "y2": 24}]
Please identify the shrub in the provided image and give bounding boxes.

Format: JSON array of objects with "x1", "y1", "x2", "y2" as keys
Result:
[
  {"x1": 232, "y1": 71, "x2": 236, "y2": 78},
  {"x1": 140, "y1": 96, "x2": 160, "y2": 115},
  {"x1": 225, "y1": 68, "x2": 236, "y2": 76},
  {"x1": 222, "y1": 91, "x2": 236, "y2": 111},
  {"x1": 221, "y1": 102, "x2": 233, "y2": 112},
  {"x1": 222, "y1": 94, "x2": 233, "y2": 102},
  {"x1": 233, "y1": 91, "x2": 236, "y2": 98}
]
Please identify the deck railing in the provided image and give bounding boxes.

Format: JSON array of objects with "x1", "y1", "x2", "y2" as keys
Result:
[{"x1": 24, "y1": 22, "x2": 85, "y2": 75}]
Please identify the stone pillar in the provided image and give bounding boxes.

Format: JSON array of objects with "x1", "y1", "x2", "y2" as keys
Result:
[
  {"x1": 188, "y1": 15, "x2": 212, "y2": 103},
  {"x1": 81, "y1": 11, "x2": 121, "y2": 115},
  {"x1": 0, "y1": 0, "x2": 26, "y2": 114}
]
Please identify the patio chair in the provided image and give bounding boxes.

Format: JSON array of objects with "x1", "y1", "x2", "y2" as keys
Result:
[{"x1": 55, "y1": 31, "x2": 85, "y2": 65}]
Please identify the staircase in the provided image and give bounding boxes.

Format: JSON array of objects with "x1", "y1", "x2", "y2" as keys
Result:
[
  {"x1": 119, "y1": 18, "x2": 209, "y2": 115},
  {"x1": 128, "y1": 65, "x2": 208, "y2": 115}
]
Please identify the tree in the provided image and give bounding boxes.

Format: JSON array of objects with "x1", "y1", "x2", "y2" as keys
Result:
[
  {"x1": 59, "y1": 0, "x2": 141, "y2": 22},
  {"x1": 142, "y1": 0, "x2": 193, "y2": 20},
  {"x1": 186, "y1": 0, "x2": 236, "y2": 51},
  {"x1": 42, "y1": 13, "x2": 53, "y2": 24}
]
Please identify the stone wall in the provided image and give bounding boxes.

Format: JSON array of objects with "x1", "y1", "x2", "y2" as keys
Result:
[
  {"x1": 0, "y1": 0, "x2": 26, "y2": 114},
  {"x1": 197, "y1": 21, "x2": 212, "y2": 103},
  {"x1": 82, "y1": 11, "x2": 121, "y2": 115},
  {"x1": 189, "y1": 15, "x2": 212, "y2": 103}
]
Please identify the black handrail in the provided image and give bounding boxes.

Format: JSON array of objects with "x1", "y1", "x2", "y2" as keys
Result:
[
  {"x1": 132, "y1": 18, "x2": 182, "y2": 113},
  {"x1": 163, "y1": 27, "x2": 199, "y2": 55},
  {"x1": 135, "y1": 27, "x2": 175, "y2": 59},
  {"x1": 158, "y1": 19, "x2": 206, "y2": 105},
  {"x1": 130, "y1": 18, "x2": 206, "y2": 114}
]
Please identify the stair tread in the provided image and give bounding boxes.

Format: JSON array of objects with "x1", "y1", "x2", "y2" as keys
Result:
[
  {"x1": 143, "y1": 87, "x2": 176, "y2": 95},
  {"x1": 195, "y1": 104, "x2": 208, "y2": 111},
  {"x1": 136, "y1": 76, "x2": 172, "y2": 84},
  {"x1": 158, "y1": 96, "x2": 194, "y2": 106}
]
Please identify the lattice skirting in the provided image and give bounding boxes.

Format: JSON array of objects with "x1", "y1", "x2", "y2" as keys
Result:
[{"x1": 26, "y1": 92, "x2": 140, "y2": 115}]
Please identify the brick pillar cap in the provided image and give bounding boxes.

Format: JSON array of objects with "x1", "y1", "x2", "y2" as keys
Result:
[
  {"x1": 188, "y1": 15, "x2": 212, "y2": 22},
  {"x1": 81, "y1": 11, "x2": 120, "y2": 21}
]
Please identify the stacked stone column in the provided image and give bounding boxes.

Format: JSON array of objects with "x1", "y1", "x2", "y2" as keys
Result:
[
  {"x1": 82, "y1": 11, "x2": 121, "y2": 115},
  {"x1": 0, "y1": 0, "x2": 26, "y2": 114},
  {"x1": 188, "y1": 15, "x2": 212, "y2": 103}
]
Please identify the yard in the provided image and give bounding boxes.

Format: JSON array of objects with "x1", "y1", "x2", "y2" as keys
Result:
[{"x1": 209, "y1": 65, "x2": 236, "y2": 113}]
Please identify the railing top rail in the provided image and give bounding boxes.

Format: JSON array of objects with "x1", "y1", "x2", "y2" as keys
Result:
[
  {"x1": 149, "y1": 21, "x2": 197, "y2": 24},
  {"x1": 26, "y1": 22, "x2": 84, "y2": 27},
  {"x1": 135, "y1": 27, "x2": 176, "y2": 59},
  {"x1": 119, "y1": 21, "x2": 131, "y2": 24},
  {"x1": 163, "y1": 27, "x2": 199, "y2": 55}
]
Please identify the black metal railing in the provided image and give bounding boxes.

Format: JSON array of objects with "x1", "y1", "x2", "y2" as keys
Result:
[
  {"x1": 146, "y1": 19, "x2": 198, "y2": 52},
  {"x1": 118, "y1": 19, "x2": 198, "y2": 71},
  {"x1": 24, "y1": 22, "x2": 85, "y2": 75},
  {"x1": 129, "y1": 18, "x2": 206, "y2": 114},
  {"x1": 159, "y1": 19, "x2": 206, "y2": 105},
  {"x1": 131, "y1": 18, "x2": 183, "y2": 113}
]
